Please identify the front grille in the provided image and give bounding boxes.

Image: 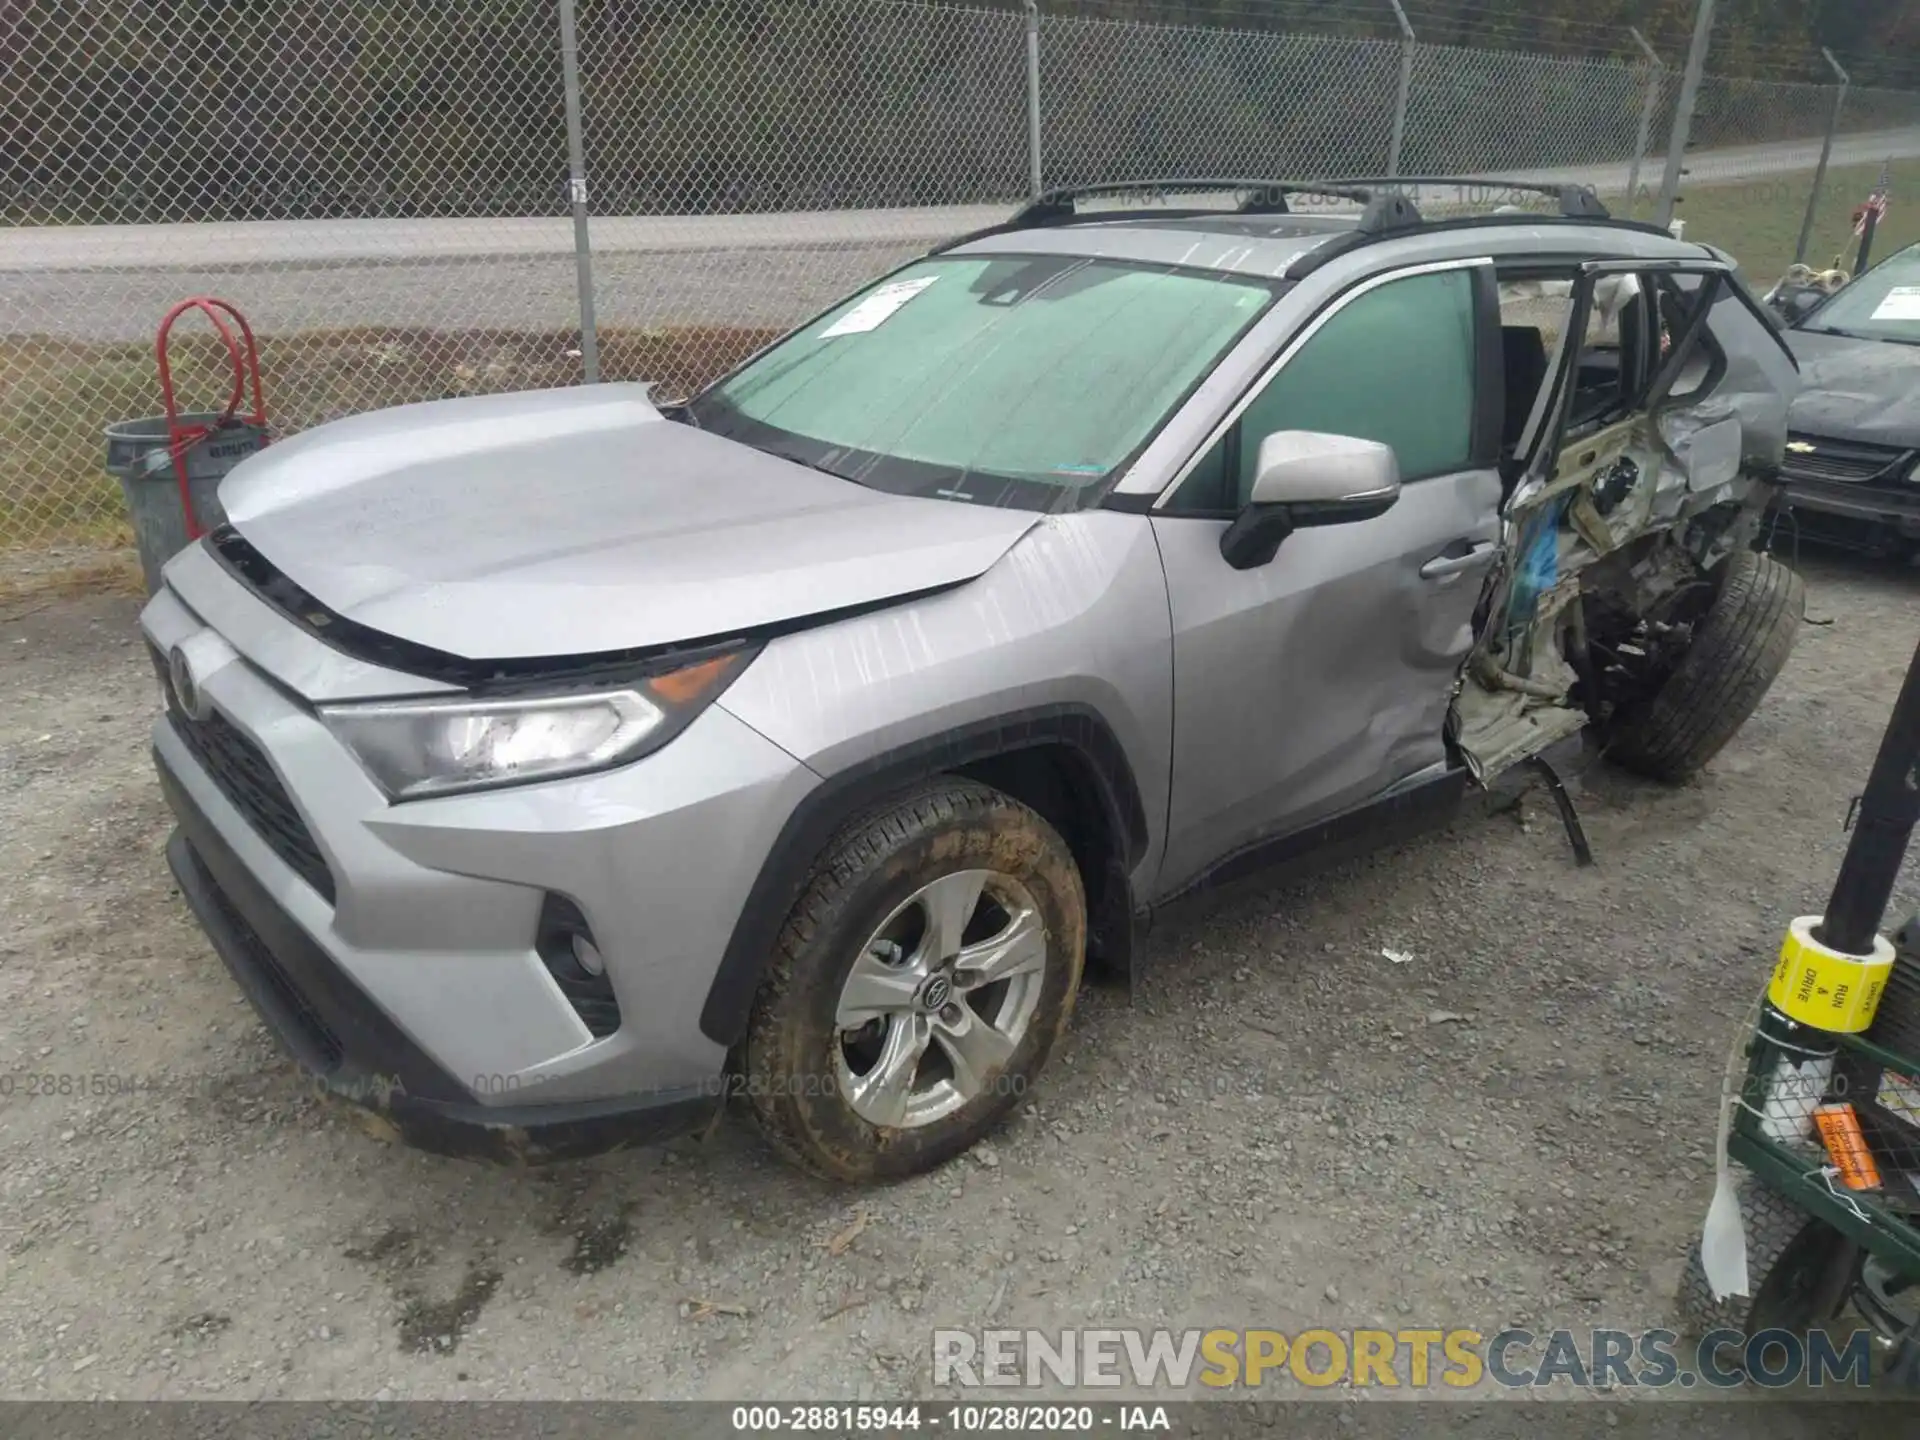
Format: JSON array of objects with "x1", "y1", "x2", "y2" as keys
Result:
[
  {"x1": 1780, "y1": 435, "x2": 1915, "y2": 487},
  {"x1": 193, "y1": 847, "x2": 345, "y2": 1072},
  {"x1": 152, "y1": 645, "x2": 337, "y2": 903}
]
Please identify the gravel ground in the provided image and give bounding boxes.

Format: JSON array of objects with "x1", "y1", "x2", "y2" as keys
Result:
[{"x1": 1, "y1": 553, "x2": 1917, "y2": 1407}]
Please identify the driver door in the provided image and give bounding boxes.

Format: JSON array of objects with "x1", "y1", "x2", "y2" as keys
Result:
[{"x1": 1148, "y1": 259, "x2": 1506, "y2": 896}]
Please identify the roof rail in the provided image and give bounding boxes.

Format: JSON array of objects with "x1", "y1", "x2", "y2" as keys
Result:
[
  {"x1": 934, "y1": 174, "x2": 1620, "y2": 263},
  {"x1": 1315, "y1": 176, "x2": 1610, "y2": 220},
  {"x1": 1000, "y1": 178, "x2": 1418, "y2": 233}
]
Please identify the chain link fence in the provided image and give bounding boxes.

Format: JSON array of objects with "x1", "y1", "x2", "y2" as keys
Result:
[
  {"x1": 5, "y1": 0, "x2": 1920, "y2": 576},
  {"x1": 1038, "y1": 20, "x2": 1401, "y2": 185},
  {"x1": 2, "y1": 0, "x2": 587, "y2": 574},
  {"x1": 1401, "y1": 44, "x2": 1656, "y2": 179},
  {"x1": 576, "y1": 0, "x2": 1028, "y2": 385}
]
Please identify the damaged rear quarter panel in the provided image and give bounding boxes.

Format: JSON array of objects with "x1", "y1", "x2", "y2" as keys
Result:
[{"x1": 1451, "y1": 265, "x2": 1799, "y2": 780}]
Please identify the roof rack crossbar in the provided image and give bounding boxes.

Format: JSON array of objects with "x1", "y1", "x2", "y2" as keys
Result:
[
  {"x1": 939, "y1": 173, "x2": 1625, "y2": 263},
  {"x1": 1003, "y1": 178, "x2": 1383, "y2": 230},
  {"x1": 1314, "y1": 176, "x2": 1609, "y2": 220}
]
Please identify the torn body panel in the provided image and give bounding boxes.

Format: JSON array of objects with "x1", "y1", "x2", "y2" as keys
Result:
[{"x1": 1451, "y1": 261, "x2": 1796, "y2": 782}]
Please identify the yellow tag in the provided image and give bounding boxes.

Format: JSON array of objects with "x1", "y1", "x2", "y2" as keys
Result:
[{"x1": 1768, "y1": 916, "x2": 1894, "y2": 1034}]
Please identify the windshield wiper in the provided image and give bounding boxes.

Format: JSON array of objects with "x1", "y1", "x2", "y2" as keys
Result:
[{"x1": 758, "y1": 443, "x2": 863, "y2": 484}]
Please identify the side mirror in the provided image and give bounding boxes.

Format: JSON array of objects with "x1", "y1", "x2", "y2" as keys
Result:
[{"x1": 1220, "y1": 431, "x2": 1402, "y2": 570}]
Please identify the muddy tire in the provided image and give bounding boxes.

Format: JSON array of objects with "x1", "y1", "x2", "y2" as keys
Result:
[
  {"x1": 1609, "y1": 550, "x2": 1804, "y2": 783},
  {"x1": 743, "y1": 778, "x2": 1085, "y2": 1183},
  {"x1": 1676, "y1": 1173, "x2": 1852, "y2": 1346}
]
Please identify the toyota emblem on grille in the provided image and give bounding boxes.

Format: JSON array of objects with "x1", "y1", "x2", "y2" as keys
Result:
[{"x1": 167, "y1": 645, "x2": 210, "y2": 721}]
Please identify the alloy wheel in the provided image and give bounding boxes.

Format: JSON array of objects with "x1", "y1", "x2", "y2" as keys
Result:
[{"x1": 832, "y1": 868, "x2": 1046, "y2": 1128}]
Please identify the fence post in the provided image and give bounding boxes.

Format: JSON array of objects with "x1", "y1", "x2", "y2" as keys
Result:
[
  {"x1": 1626, "y1": 28, "x2": 1666, "y2": 220},
  {"x1": 557, "y1": 0, "x2": 600, "y2": 383},
  {"x1": 1794, "y1": 48, "x2": 1851, "y2": 266},
  {"x1": 1024, "y1": 0, "x2": 1043, "y2": 197},
  {"x1": 1386, "y1": 0, "x2": 1414, "y2": 178},
  {"x1": 1655, "y1": 0, "x2": 1717, "y2": 231}
]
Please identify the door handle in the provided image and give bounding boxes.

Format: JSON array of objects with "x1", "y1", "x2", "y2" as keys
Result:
[{"x1": 1419, "y1": 540, "x2": 1497, "y2": 579}]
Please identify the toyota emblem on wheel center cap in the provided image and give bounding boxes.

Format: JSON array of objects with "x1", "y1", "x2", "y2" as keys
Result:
[
  {"x1": 917, "y1": 973, "x2": 953, "y2": 1013},
  {"x1": 167, "y1": 645, "x2": 209, "y2": 721}
]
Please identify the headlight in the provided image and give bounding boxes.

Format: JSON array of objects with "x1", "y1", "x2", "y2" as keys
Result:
[{"x1": 319, "y1": 649, "x2": 751, "y2": 800}]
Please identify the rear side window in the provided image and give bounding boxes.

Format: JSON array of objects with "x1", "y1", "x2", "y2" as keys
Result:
[
  {"x1": 1654, "y1": 271, "x2": 1723, "y2": 405},
  {"x1": 1171, "y1": 269, "x2": 1479, "y2": 512}
]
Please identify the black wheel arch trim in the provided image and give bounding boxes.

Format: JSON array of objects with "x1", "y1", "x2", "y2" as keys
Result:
[{"x1": 699, "y1": 703, "x2": 1150, "y2": 1046}]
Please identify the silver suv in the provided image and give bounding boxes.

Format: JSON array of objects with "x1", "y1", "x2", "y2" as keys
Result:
[{"x1": 144, "y1": 180, "x2": 1804, "y2": 1180}]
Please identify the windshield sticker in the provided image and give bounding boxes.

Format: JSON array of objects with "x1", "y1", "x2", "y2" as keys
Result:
[
  {"x1": 1050, "y1": 462, "x2": 1107, "y2": 476},
  {"x1": 1869, "y1": 285, "x2": 1920, "y2": 322},
  {"x1": 820, "y1": 277, "x2": 938, "y2": 337}
]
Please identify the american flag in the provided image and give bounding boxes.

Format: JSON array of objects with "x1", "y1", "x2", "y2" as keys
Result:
[{"x1": 1853, "y1": 161, "x2": 1891, "y2": 237}]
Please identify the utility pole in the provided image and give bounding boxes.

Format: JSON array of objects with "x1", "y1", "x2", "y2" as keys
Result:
[
  {"x1": 1656, "y1": 0, "x2": 1717, "y2": 231},
  {"x1": 1024, "y1": 0, "x2": 1042, "y2": 198},
  {"x1": 1794, "y1": 49, "x2": 1850, "y2": 266},
  {"x1": 1386, "y1": 0, "x2": 1416, "y2": 179},
  {"x1": 1625, "y1": 28, "x2": 1665, "y2": 220},
  {"x1": 556, "y1": 0, "x2": 600, "y2": 383}
]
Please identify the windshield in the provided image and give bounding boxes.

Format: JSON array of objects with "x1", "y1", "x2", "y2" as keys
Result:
[
  {"x1": 1798, "y1": 243, "x2": 1920, "y2": 346},
  {"x1": 687, "y1": 254, "x2": 1278, "y2": 510}
]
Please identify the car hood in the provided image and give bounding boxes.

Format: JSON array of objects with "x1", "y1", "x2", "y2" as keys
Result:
[
  {"x1": 1782, "y1": 328, "x2": 1920, "y2": 448},
  {"x1": 218, "y1": 384, "x2": 1040, "y2": 661}
]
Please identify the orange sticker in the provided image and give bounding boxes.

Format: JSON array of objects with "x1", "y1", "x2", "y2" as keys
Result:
[{"x1": 1813, "y1": 1103, "x2": 1882, "y2": 1191}]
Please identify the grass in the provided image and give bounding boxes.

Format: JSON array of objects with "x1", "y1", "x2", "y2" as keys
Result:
[
  {"x1": 1626, "y1": 158, "x2": 1920, "y2": 285},
  {"x1": 0, "y1": 550, "x2": 143, "y2": 606},
  {"x1": 0, "y1": 324, "x2": 779, "y2": 572}
]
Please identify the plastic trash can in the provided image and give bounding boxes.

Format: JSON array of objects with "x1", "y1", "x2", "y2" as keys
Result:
[{"x1": 105, "y1": 414, "x2": 267, "y2": 594}]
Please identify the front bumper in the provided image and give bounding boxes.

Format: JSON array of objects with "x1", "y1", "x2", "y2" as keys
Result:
[
  {"x1": 1773, "y1": 476, "x2": 1920, "y2": 537},
  {"x1": 142, "y1": 547, "x2": 820, "y2": 1159},
  {"x1": 1770, "y1": 439, "x2": 1920, "y2": 550},
  {"x1": 161, "y1": 761, "x2": 720, "y2": 1161}
]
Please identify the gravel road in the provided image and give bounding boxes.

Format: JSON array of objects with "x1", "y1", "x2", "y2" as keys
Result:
[{"x1": 1, "y1": 552, "x2": 1917, "y2": 1409}]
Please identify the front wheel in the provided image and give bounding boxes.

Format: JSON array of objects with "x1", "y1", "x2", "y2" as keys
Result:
[{"x1": 743, "y1": 778, "x2": 1086, "y2": 1182}]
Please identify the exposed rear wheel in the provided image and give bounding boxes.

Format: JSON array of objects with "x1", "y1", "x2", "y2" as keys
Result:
[
  {"x1": 744, "y1": 778, "x2": 1085, "y2": 1182},
  {"x1": 1607, "y1": 550, "x2": 1804, "y2": 783}
]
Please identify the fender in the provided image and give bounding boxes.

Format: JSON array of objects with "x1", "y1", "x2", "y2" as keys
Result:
[{"x1": 698, "y1": 704, "x2": 1150, "y2": 1047}]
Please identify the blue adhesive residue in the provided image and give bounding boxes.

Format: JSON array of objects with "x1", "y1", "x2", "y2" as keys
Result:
[{"x1": 1505, "y1": 495, "x2": 1566, "y2": 644}]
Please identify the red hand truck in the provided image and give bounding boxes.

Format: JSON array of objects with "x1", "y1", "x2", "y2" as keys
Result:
[{"x1": 154, "y1": 297, "x2": 270, "y2": 539}]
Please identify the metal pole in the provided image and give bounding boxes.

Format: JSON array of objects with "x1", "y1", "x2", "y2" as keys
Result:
[
  {"x1": 1024, "y1": 0, "x2": 1043, "y2": 198},
  {"x1": 1626, "y1": 28, "x2": 1665, "y2": 221},
  {"x1": 1386, "y1": 0, "x2": 1415, "y2": 179},
  {"x1": 1794, "y1": 49, "x2": 1850, "y2": 266},
  {"x1": 1820, "y1": 630, "x2": 1920, "y2": 956},
  {"x1": 1655, "y1": 0, "x2": 1716, "y2": 231},
  {"x1": 557, "y1": 0, "x2": 600, "y2": 383}
]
